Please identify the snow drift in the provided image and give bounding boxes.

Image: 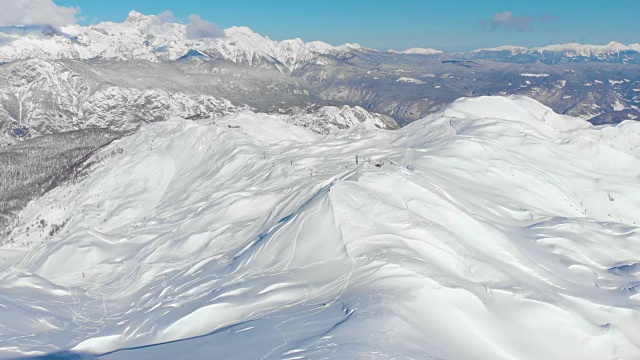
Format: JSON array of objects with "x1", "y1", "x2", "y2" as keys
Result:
[{"x1": 1, "y1": 96, "x2": 640, "y2": 359}]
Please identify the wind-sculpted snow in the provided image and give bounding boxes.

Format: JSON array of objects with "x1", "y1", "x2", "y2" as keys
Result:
[{"x1": 1, "y1": 96, "x2": 640, "y2": 359}]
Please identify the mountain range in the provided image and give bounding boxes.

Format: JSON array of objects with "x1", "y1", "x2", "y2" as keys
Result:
[
  {"x1": 469, "y1": 41, "x2": 640, "y2": 64},
  {"x1": 0, "y1": 12, "x2": 637, "y2": 140},
  {"x1": 0, "y1": 11, "x2": 374, "y2": 72},
  {"x1": 1, "y1": 11, "x2": 640, "y2": 69}
]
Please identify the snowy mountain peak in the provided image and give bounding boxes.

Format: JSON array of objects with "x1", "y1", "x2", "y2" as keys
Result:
[
  {"x1": 0, "y1": 12, "x2": 375, "y2": 72},
  {"x1": 339, "y1": 43, "x2": 377, "y2": 53},
  {"x1": 606, "y1": 40, "x2": 627, "y2": 47},
  {"x1": 125, "y1": 10, "x2": 153, "y2": 23},
  {"x1": 471, "y1": 45, "x2": 529, "y2": 53},
  {"x1": 601, "y1": 41, "x2": 635, "y2": 53},
  {"x1": 389, "y1": 47, "x2": 442, "y2": 55},
  {"x1": 225, "y1": 26, "x2": 257, "y2": 37},
  {"x1": 469, "y1": 41, "x2": 640, "y2": 64},
  {"x1": 473, "y1": 42, "x2": 638, "y2": 56},
  {"x1": 535, "y1": 41, "x2": 634, "y2": 54}
]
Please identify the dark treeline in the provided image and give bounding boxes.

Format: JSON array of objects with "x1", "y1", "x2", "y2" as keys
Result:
[{"x1": 0, "y1": 128, "x2": 128, "y2": 236}]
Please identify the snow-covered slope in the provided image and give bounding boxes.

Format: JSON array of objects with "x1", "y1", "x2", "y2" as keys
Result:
[
  {"x1": 0, "y1": 11, "x2": 374, "y2": 72},
  {"x1": 2, "y1": 96, "x2": 640, "y2": 359},
  {"x1": 0, "y1": 58, "x2": 399, "y2": 148},
  {"x1": 276, "y1": 105, "x2": 398, "y2": 134},
  {"x1": 0, "y1": 58, "x2": 241, "y2": 146}
]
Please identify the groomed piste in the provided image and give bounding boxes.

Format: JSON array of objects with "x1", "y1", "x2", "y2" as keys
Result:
[{"x1": 1, "y1": 96, "x2": 640, "y2": 359}]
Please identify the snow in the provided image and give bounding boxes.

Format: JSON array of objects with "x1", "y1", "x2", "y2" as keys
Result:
[
  {"x1": 614, "y1": 100, "x2": 626, "y2": 111},
  {"x1": 396, "y1": 77, "x2": 426, "y2": 84},
  {"x1": 276, "y1": 106, "x2": 397, "y2": 134},
  {"x1": 2, "y1": 96, "x2": 640, "y2": 359},
  {"x1": 0, "y1": 249, "x2": 26, "y2": 271},
  {"x1": 473, "y1": 41, "x2": 640, "y2": 58},
  {"x1": 536, "y1": 41, "x2": 632, "y2": 56},
  {"x1": 520, "y1": 73, "x2": 550, "y2": 77},
  {"x1": 471, "y1": 45, "x2": 529, "y2": 54},
  {"x1": 0, "y1": 13, "x2": 375, "y2": 72},
  {"x1": 389, "y1": 47, "x2": 442, "y2": 55},
  {"x1": 0, "y1": 57, "x2": 242, "y2": 138}
]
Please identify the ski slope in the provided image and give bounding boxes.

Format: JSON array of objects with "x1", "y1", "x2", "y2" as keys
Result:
[{"x1": 1, "y1": 96, "x2": 640, "y2": 359}]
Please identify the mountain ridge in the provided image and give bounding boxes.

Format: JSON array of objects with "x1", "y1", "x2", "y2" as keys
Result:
[
  {"x1": 468, "y1": 41, "x2": 640, "y2": 64},
  {"x1": 0, "y1": 11, "x2": 377, "y2": 72},
  {"x1": 0, "y1": 11, "x2": 638, "y2": 68}
]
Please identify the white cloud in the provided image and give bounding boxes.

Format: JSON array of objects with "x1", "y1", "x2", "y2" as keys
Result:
[
  {"x1": 155, "y1": 10, "x2": 175, "y2": 24},
  {"x1": 483, "y1": 11, "x2": 534, "y2": 32},
  {"x1": 0, "y1": 0, "x2": 79, "y2": 27},
  {"x1": 185, "y1": 14, "x2": 224, "y2": 39}
]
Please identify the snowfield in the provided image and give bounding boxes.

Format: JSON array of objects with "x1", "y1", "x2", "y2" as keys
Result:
[
  {"x1": 396, "y1": 77, "x2": 426, "y2": 85},
  {"x1": 2, "y1": 96, "x2": 640, "y2": 359}
]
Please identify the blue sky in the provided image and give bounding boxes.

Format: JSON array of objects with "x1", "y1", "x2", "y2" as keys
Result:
[{"x1": 49, "y1": 0, "x2": 640, "y2": 51}]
